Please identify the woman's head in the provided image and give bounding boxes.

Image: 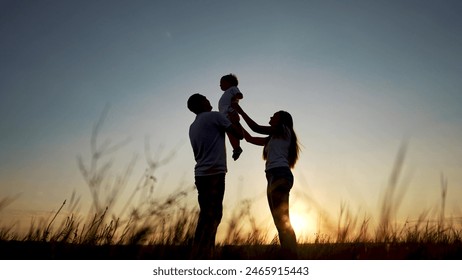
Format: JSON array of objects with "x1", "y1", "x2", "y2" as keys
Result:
[{"x1": 269, "y1": 111, "x2": 293, "y2": 130}]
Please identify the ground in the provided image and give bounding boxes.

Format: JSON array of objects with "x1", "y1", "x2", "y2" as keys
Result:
[{"x1": 1, "y1": 241, "x2": 462, "y2": 260}]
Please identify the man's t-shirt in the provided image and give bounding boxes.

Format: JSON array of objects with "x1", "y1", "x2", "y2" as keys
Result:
[{"x1": 189, "y1": 111, "x2": 231, "y2": 176}]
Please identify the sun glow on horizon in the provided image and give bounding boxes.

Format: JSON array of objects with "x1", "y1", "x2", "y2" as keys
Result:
[{"x1": 290, "y1": 210, "x2": 316, "y2": 240}]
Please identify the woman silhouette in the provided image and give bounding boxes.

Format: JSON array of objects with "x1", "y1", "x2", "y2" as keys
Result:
[{"x1": 234, "y1": 103, "x2": 300, "y2": 258}]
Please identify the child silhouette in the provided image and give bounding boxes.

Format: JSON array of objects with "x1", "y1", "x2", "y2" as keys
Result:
[{"x1": 219, "y1": 73, "x2": 244, "y2": 160}]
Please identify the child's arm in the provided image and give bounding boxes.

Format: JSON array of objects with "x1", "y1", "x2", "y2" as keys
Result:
[{"x1": 231, "y1": 92, "x2": 243, "y2": 103}]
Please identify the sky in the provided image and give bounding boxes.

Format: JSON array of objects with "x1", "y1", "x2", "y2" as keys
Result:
[{"x1": 1, "y1": 0, "x2": 462, "y2": 239}]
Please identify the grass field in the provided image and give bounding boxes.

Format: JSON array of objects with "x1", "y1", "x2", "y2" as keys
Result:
[
  {"x1": 1, "y1": 179, "x2": 461, "y2": 260},
  {"x1": 1, "y1": 119, "x2": 461, "y2": 260}
]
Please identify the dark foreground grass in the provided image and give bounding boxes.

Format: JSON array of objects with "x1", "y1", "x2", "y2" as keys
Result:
[{"x1": 1, "y1": 241, "x2": 462, "y2": 260}]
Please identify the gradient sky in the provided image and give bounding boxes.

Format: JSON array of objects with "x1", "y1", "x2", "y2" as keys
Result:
[{"x1": 1, "y1": 0, "x2": 461, "y2": 238}]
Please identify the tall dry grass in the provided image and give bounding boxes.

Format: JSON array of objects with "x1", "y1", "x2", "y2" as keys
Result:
[
  {"x1": 326, "y1": 142, "x2": 462, "y2": 244},
  {"x1": 1, "y1": 112, "x2": 461, "y2": 253}
]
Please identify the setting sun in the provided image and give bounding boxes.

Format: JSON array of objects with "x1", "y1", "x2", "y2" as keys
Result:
[{"x1": 290, "y1": 211, "x2": 314, "y2": 238}]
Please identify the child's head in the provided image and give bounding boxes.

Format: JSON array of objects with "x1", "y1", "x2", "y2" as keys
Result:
[{"x1": 220, "y1": 73, "x2": 239, "y2": 91}]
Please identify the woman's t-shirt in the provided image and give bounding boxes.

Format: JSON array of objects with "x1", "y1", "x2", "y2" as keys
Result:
[{"x1": 265, "y1": 129, "x2": 291, "y2": 171}]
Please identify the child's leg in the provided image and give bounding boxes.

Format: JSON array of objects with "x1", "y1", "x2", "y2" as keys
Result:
[
  {"x1": 227, "y1": 111, "x2": 243, "y2": 160},
  {"x1": 227, "y1": 131, "x2": 242, "y2": 161},
  {"x1": 228, "y1": 132, "x2": 240, "y2": 150}
]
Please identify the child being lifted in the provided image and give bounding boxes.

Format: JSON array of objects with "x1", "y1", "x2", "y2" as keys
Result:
[{"x1": 219, "y1": 73, "x2": 244, "y2": 161}]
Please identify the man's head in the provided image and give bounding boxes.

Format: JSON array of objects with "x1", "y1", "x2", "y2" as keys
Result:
[{"x1": 187, "y1": 93, "x2": 212, "y2": 114}]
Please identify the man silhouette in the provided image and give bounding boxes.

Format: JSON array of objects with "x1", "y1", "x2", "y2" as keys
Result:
[{"x1": 187, "y1": 93, "x2": 243, "y2": 258}]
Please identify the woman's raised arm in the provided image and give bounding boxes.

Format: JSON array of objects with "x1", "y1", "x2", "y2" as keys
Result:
[
  {"x1": 242, "y1": 128, "x2": 267, "y2": 146},
  {"x1": 233, "y1": 104, "x2": 273, "y2": 135}
]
